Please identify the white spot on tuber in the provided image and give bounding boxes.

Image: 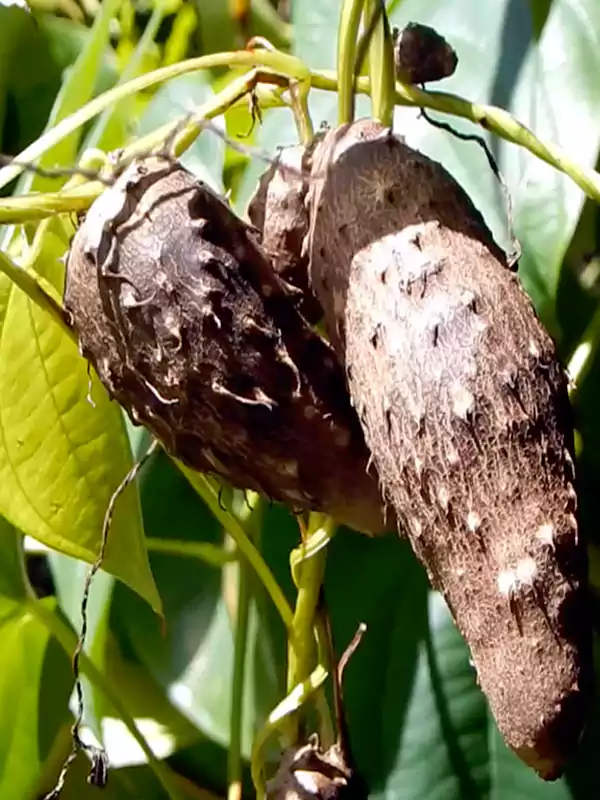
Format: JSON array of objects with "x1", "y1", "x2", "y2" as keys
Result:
[
  {"x1": 437, "y1": 486, "x2": 449, "y2": 512},
  {"x1": 467, "y1": 511, "x2": 481, "y2": 533},
  {"x1": 294, "y1": 771, "x2": 322, "y2": 795},
  {"x1": 529, "y1": 339, "x2": 540, "y2": 358},
  {"x1": 451, "y1": 382, "x2": 475, "y2": 420},
  {"x1": 446, "y1": 442, "x2": 460, "y2": 467},
  {"x1": 497, "y1": 569, "x2": 517, "y2": 597},
  {"x1": 516, "y1": 556, "x2": 537, "y2": 585},
  {"x1": 497, "y1": 557, "x2": 538, "y2": 598},
  {"x1": 203, "y1": 307, "x2": 222, "y2": 329},
  {"x1": 536, "y1": 523, "x2": 555, "y2": 549}
]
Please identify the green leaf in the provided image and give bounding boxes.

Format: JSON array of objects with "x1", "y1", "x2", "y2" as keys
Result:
[
  {"x1": 19, "y1": 0, "x2": 121, "y2": 195},
  {"x1": 502, "y1": 0, "x2": 600, "y2": 332},
  {"x1": 83, "y1": 3, "x2": 165, "y2": 155},
  {"x1": 0, "y1": 4, "x2": 63, "y2": 158},
  {"x1": 388, "y1": 0, "x2": 530, "y2": 260},
  {"x1": 37, "y1": 14, "x2": 119, "y2": 96},
  {"x1": 0, "y1": 515, "x2": 29, "y2": 608},
  {"x1": 323, "y1": 529, "x2": 600, "y2": 798},
  {"x1": 0, "y1": 521, "x2": 72, "y2": 800},
  {"x1": 0, "y1": 221, "x2": 161, "y2": 613}
]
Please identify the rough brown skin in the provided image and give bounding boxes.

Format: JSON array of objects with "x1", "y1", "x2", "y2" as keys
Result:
[
  {"x1": 393, "y1": 22, "x2": 458, "y2": 85},
  {"x1": 64, "y1": 156, "x2": 391, "y2": 535},
  {"x1": 248, "y1": 143, "x2": 323, "y2": 324},
  {"x1": 306, "y1": 119, "x2": 592, "y2": 779}
]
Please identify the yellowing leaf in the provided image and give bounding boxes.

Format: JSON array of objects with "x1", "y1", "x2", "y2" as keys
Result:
[{"x1": 0, "y1": 222, "x2": 161, "y2": 614}]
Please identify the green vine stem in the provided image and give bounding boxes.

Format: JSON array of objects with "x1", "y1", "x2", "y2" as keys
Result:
[
  {"x1": 364, "y1": 0, "x2": 395, "y2": 126},
  {"x1": 28, "y1": 598, "x2": 185, "y2": 800},
  {"x1": 337, "y1": 0, "x2": 365, "y2": 125},
  {"x1": 251, "y1": 664, "x2": 329, "y2": 799},
  {"x1": 567, "y1": 308, "x2": 600, "y2": 401},
  {"x1": 179, "y1": 466, "x2": 295, "y2": 634},
  {"x1": 0, "y1": 250, "x2": 74, "y2": 342},
  {"x1": 287, "y1": 515, "x2": 336, "y2": 692},
  {"x1": 146, "y1": 538, "x2": 237, "y2": 567},
  {"x1": 227, "y1": 492, "x2": 263, "y2": 800},
  {"x1": 0, "y1": 58, "x2": 598, "y2": 220}
]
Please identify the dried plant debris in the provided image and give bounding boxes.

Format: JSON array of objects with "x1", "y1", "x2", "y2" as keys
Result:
[
  {"x1": 248, "y1": 142, "x2": 323, "y2": 324},
  {"x1": 267, "y1": 622, "x2": 368, "y2": 800},
  {"x1": 65, "y1": 156, "x2": 390, "y2": 535},
  {"x1": 266, "y1": 736, "x2": 365, "y2": 800},
  {"x1": 306, "y1": 119, "x2": 592, "y2": 779}
]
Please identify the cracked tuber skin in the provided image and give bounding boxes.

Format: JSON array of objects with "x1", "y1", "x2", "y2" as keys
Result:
[
  {"x1": 306, "y1": 119, "x2": 592, "y2": 779},
  {"x1": 64, "y1": 157, "x2": 390, "y2": 535}
]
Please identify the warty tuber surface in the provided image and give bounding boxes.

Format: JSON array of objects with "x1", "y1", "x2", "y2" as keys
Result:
[
  {"x1": 306, "y1": 119, "x2": 591, "y2": 780},
  {"x1": 64, "y1": 156, "x2": 391, "y2": 535}
]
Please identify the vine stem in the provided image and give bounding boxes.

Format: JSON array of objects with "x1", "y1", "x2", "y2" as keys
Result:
[
  {"x1": 0, "y1": 51, "x2": 596, "y2": 212},
  {"x1": 146, "y1": 538, "x2": 237, "y2": 566},
  {"x1": 364, "y1": 0, "x2": 395, "y2": 127},
  {"x1": 567, "y1": 308, "x2": 600, "y2": 401},
  {"x1": 0, "y1": 250, "x2": 74, "y2": 342},
  {"x1": 27, "y1": 598, "x2": 186, "y2": 800},
  {"x1": 337, "y1": 0, "x2": 365, "y2": 125},
  {"x1": 226, "y1": 491, "x2": 262, "y2": 800},
  {"x1": 227, "y1": 553, "x2": 250, "y2": 800},
  {"x1": 179, "y1": 465, "x2": 295, "y2": 634}
]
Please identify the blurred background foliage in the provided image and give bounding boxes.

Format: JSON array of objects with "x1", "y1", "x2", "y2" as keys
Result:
[{"x1": 1, "y1": 1, "x2": 600, "y2": 799}]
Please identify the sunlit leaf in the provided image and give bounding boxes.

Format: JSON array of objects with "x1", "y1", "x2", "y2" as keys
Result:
[
  {"x1": 19, "y1": 0, "x2": 121, "y2": 194},
  {"x1": 502, "y1": 0, "x2": 600, "y2": 332},
  {"x1": 0, "y1": 520, "x2": 72, "y2": 800},
  {"x1": 0, "y1": 221, "x2": 161, "y2": 613}
]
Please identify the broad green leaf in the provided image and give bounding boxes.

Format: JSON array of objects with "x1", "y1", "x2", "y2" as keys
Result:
[
  {"x1": 38, "y1": 15, "x2": 119, "y2": 96},
  {"x1": 0, "y1": 521, "x2": 72, "y2": 800},
  {"x1": 0, "y1": 606, "x2": 71, "y2": 800},
  {"x1": 47, "y1": 548, "x2": 202, "y2": 767},
  {"x1": 0, "y1": 221, "x2": 161, "y2": 613},
  {"x1": 0, "y1": 515, "x2": 29, "y2": 608},
  {"x1": 389, "y1": 0, "x2": 530, "y2": 259},
  {"x1": 0, "y1": 3, "x2": 62, "y2": 157},
  {"x1": 19, "y1": 0, "x2": 121, "y2": 194},
  {"x1": 322, "y1": 529, "x2": 600, "y2": 798},
  {"x1": 502, "y1": 0, "x2": 600, "y2": 332}
]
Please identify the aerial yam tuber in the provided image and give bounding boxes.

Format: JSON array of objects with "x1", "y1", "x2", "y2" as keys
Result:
[
  {"x1": 306, "y1": 119, "x2": 591, "y2": 779},
  {"x1": 64, "y1": 156, "x2": 391, "y2": 535},
  {"x1": 248, "y1": 143, "x2": 323, "y2": 324}
]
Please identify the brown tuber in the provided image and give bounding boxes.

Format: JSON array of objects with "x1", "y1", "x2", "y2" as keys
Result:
[
  {"x1": 248, "y1": 143, "x2": 323, "y2": 324},
  {"x1": 306, "y1": 119, "x2": 592, "y2": 779},
  {"x1": 64, "y1": 156, "x2": 391, "y2": 535}
]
